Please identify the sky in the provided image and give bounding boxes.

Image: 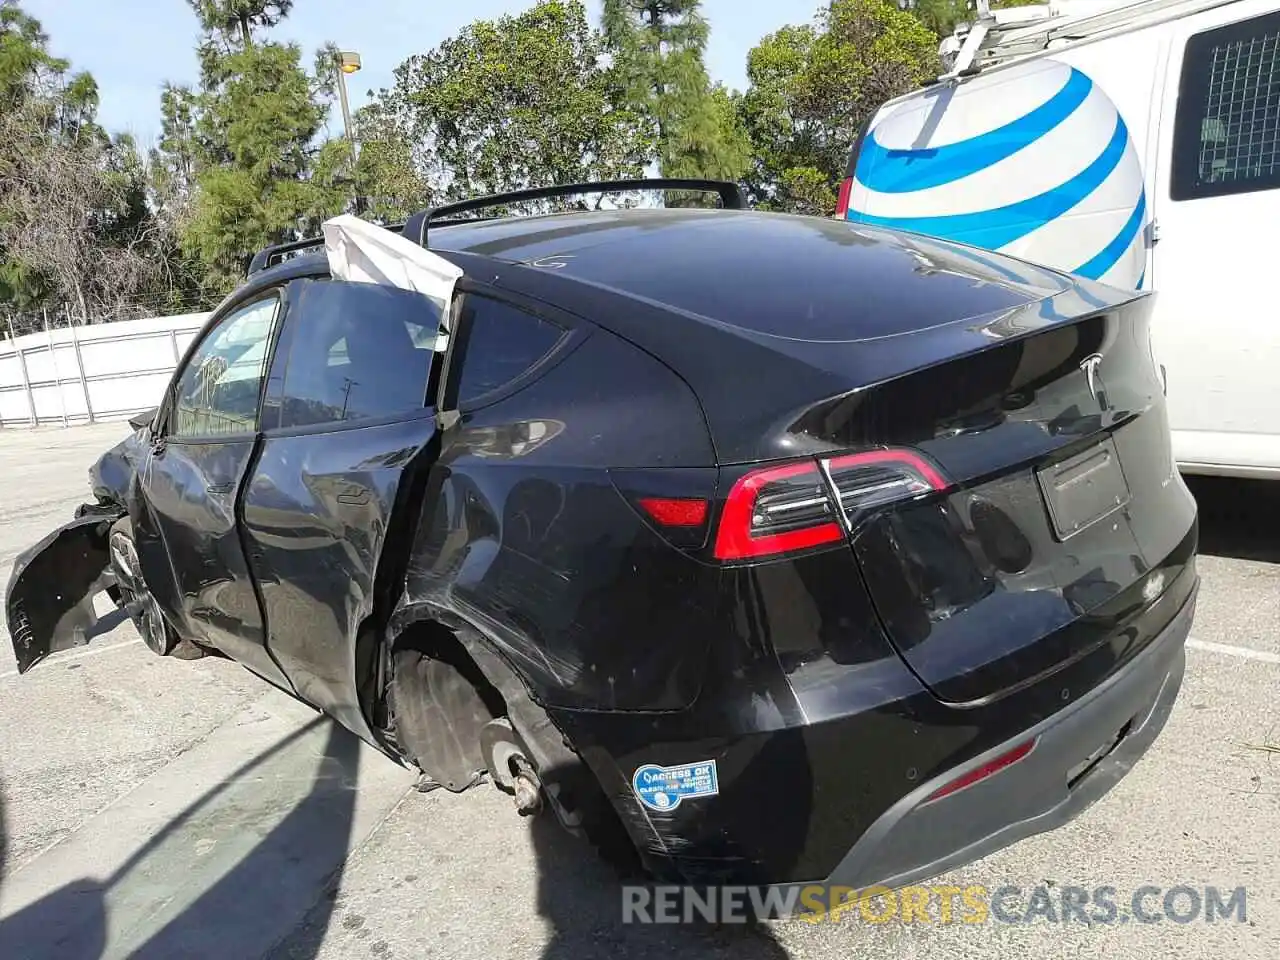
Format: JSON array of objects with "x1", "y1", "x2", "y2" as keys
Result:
[{"x1": 22, "y1": 0, "x2": 815, "y2": 149}]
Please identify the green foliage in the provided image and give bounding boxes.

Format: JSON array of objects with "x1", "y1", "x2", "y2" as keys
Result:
[
  {"x1": 916, "y1": 0, "x2": 1046, "y2": 40},
  {"x1": 344, "y1": 101, "x2": 431, "y2": 222},
  {"x1": 154, "y1": 2, "x2": 347, "y2": 295},
  {"x1": 0, "y1": 1, "x2": 180, "y2": 328},
  {"x1": 7, "y1": 0, "x2": 1074, "y2": 327},
  {"x1": 186, "y1": 0, "x2": 293, "y2": 48},
  {"x1": 362, "y1": 0, "x2": 650, "y2": 207},
  {"x1": 0, "y1": 0, "x2": 62, "y2": 109},
  {"x1": 914, "y1": 0, "x2": 971, "y2": 38},
  {"x1": 602, "y1": 0, "x2": 750, "y2": 186},
  {"x1": 739, "y1": 0, "x2": 939, "y2": 215},
  {"x1": 200, "y1": 43, "x2": 324, "y2": 177}
]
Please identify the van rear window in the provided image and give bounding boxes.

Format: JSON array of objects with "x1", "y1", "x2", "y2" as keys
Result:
[{"x1": 1172, "y1": 11, "x2": 1280, "y2": 200}]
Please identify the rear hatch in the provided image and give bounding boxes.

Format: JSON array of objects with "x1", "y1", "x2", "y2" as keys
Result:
[
  {"x1": 818, "y1": 294, "x2": 1196, "y2": 703},
  {"x1": 514, "y1": 208, "x2": 1196, "y2": 704}
]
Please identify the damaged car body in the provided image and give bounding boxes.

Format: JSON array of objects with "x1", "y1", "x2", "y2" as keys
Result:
[{"x1": 4, "y1": 180, "x2": 1199, "y2": 906}]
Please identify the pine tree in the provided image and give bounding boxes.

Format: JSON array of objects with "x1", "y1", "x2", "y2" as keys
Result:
[
  {"x1": 186, "y1": 0, "x2": 293, "y2": 50},
  {"x1": 159, "y1": 0, "x2": 345, "y2": 293},
  {"x1": 602, "y1": 0, "x2": 748, "y2": 185}
]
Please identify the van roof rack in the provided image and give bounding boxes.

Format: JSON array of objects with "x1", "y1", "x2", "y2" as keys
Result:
[
  {"x1": 245, "y1": 178, "x2": 748, "y2": 277},
  {"x1": 938, "y1": 0, "x2": 1241, "y2": 79}
]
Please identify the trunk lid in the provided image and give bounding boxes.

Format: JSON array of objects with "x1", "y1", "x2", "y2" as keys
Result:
[{"x1": 818, "y1": 294, "x2": 1197, "y2": 704}]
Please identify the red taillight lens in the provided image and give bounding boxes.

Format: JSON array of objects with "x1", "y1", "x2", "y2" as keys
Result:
[
  {"x1": 713, "y1": 449, "x2": 949, "y2": 561},
  {"x1": 638, "y1": 497, "x2": 709, "y2": 527},
  {"x1": 826, "y1": 449, "x2": 947, "y2": 516},
  {"x1": 714, "y1": 461, "x2": 843, "y2": 560},
  {"x1": 835, "y1": 177, "x2": 854, "y2": 218},
  {"x1": 925, "y1": 738, "x2": 1037, "y2": 803}
]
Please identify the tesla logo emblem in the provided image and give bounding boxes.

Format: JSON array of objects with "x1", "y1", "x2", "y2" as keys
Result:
[{"x1": 1081, "y1": 354, "x2": 1104, "y2": 405}]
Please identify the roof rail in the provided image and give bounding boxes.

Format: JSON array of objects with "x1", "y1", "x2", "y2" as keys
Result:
[
  {"x1": 246, "y1": 223, "x2": 406, "y2": 276},
  {"x1": 246, "y1": 178, "x2": 748, "y2": 276},
  {"x1": 400, "y1": 178, "x2": 748, "y2": 248}
]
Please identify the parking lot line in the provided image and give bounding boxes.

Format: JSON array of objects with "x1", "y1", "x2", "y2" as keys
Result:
[{"x1": 1187, "y1": 637, "x2": 1280, "y2": 664}]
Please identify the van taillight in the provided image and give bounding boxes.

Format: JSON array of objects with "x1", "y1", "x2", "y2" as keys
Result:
[
  {"x1": 713, "y1": 450, "x2": 949, "y2": 561},
  {"x1": 835, "y1": 177, "x2": 854, "y2": 218}
]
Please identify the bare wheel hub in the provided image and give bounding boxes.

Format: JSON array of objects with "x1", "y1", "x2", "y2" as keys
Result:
[
  {"x1": 510, "y1": 757, "x2": 544, "y2": 817},
  {"x1": 481, "y1": 719, "x2": 544, "y2": 816}
]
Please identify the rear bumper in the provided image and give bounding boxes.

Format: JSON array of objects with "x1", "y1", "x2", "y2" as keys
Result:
[{"x1": 770, "y1": 580, "x2": 1195, "y2": 906}]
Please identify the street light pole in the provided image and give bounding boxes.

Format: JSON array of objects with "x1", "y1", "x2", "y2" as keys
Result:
[{"x1": 336, "y1": 50, "x2": 366, "y2": 215}]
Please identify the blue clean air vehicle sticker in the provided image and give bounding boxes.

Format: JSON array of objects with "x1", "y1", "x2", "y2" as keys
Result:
[
  {"x1": 632, "y1": 760, "x2": 720, "y2": 812},
  {"x1": 846, "y1": 58, "x2": 1147, "y2": 290}
]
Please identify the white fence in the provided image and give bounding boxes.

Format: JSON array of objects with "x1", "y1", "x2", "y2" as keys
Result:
[{"x1": 0, "y1": 313, "x2": 210, "y2": 428}]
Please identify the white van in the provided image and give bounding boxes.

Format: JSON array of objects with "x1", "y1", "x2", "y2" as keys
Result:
[{"x1": 840, "y1": 0, "x2": 1280, "y2": 478}]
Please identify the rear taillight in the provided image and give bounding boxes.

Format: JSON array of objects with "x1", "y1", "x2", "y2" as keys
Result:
[
  {"x1": 834, "y1": 177, "x2": 854, "y2": 218},
  {"x1": 713, "y1": 449, "x2": 949, "y2": 561}
]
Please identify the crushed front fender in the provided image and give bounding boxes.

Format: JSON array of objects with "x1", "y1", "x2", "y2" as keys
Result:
[{"x1": 5, "y1": 507, "x2": 125, "y2": 673}]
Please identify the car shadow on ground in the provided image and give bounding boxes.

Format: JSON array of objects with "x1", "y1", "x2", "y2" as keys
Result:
[
  {"x1": 1184, "y1": 474, "x2": 1280, "y2": 562},
  {"x1": 527, "y1": 813, "x2": 791, "y2": 960},
  {"x1": 1, "y1": 728, "x2": 795, "y2": 960},
  {"x1": 0, "y1": 716, "x2": 360, "y2": 960}
]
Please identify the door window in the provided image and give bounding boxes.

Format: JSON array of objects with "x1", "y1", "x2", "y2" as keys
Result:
[
  {"x1": 1172, "y1": 11, "x2": 1280, "y2": 200},
  {"x1": 171, "y1": 296, "x2": 279, "y2": 438},
  {"x1": 452, "y1": 294, "x2": 566, "y2": 405},
  {"x1": 278, "y1": 281, "x2": 443, "y2": 429}
]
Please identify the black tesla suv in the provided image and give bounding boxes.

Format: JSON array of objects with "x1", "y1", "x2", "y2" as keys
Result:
[{"x1": 5, "y1": 180, "x2": 1198, "y2": 904}]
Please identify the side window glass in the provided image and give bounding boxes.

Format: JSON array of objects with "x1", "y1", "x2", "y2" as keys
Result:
[
  {"x1": 279, "y1": 281, "x2": 443, "y2": 429},
  {"x1": 1172, "y1": 12, "x2": 1280, "y2": 200},
  {"x1": 453, "y1": 295, "x2": 565, "y2": 405},
  {"x1": 171, "y1": 296, "x2": 279, "y2": 438}
]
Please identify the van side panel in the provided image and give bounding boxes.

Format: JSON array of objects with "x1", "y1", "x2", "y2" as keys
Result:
[{"x1": 1147, "y1": 0, "x2": 1280, "y2": 475}]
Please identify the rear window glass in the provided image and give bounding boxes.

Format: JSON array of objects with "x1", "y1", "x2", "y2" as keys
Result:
[
  {"x1": 452, "y1": 294, "x2": 565, "y2": 404},
  {"x1": 549, "y1": 214, "x2": 1048, "y2": 342}
]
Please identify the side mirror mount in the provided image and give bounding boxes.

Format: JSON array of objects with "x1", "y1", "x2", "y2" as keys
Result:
[{"x1": 128, "y1": 407, "x2": 159, "y2": 432}]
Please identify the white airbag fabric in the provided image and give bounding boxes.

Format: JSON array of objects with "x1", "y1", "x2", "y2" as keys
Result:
[{"x1": 322, "y1": 214, "x2": 464, "y2": 345}]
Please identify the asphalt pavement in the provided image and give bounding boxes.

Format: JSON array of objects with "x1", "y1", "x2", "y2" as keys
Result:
[{"x1": 0, "y1": 422, "x2": 1275, "y2": 959}]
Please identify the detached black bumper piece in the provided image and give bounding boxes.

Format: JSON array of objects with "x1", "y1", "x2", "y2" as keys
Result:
[{"x1": 5, "y1": 510, "x2": 120, "y2": 674}]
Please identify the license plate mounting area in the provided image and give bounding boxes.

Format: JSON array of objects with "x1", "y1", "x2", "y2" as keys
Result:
[{"x1": 1036, "y1": 436, "x2": 1131, "y2": 541}]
